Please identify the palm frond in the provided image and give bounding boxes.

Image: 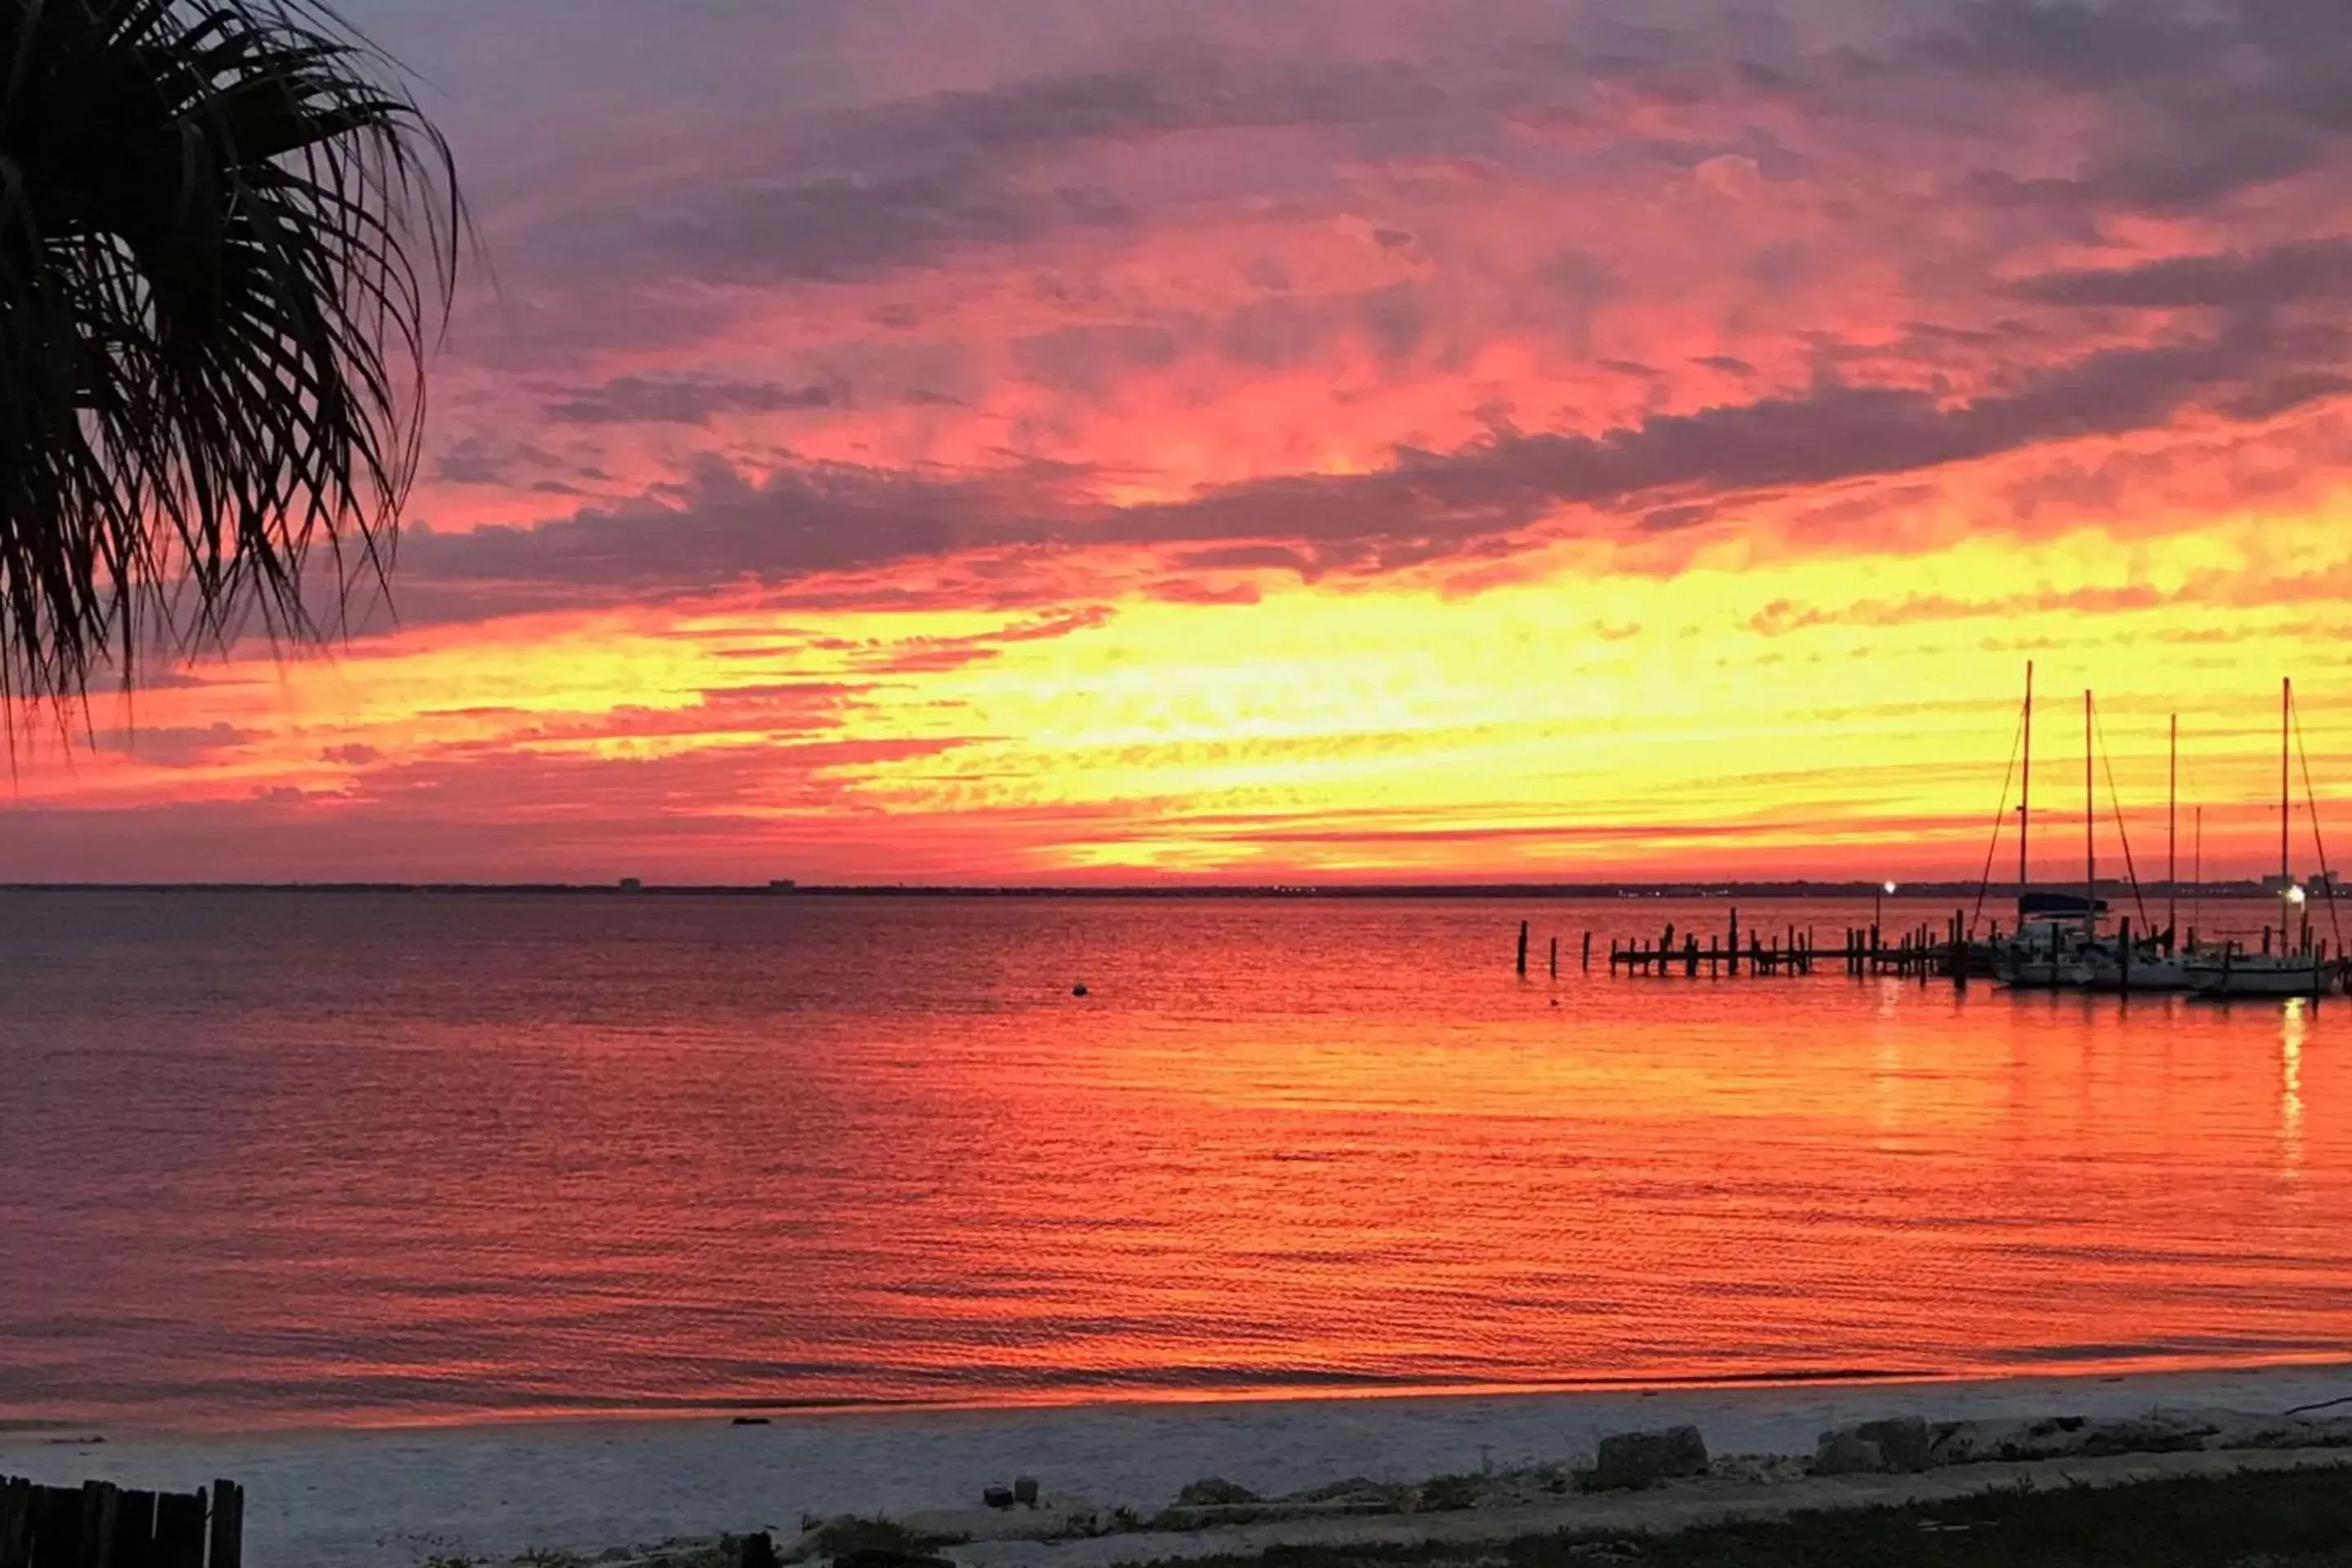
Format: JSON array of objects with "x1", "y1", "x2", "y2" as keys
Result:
[{"x1": 0, "y1": 0, "x2": 462, "y2": 701}]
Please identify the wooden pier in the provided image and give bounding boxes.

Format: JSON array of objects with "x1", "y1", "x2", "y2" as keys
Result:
[{"x1": 1557, "y1": 908, "x2": 1999, "y2": 981}]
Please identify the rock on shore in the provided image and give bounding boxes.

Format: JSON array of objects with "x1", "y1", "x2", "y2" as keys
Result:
[{"x1": 1588, "y1": 1427, "x2": 1710, "y2": 1491}]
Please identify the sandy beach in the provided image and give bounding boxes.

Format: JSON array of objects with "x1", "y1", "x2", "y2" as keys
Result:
[{"x1": 6, "y1": 1364, "x2": 2350, "y2": 1567}]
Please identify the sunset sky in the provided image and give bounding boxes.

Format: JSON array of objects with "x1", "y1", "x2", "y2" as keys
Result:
[{"x1": 14, "y1": 0, "x2": 2352, "y2": 884}]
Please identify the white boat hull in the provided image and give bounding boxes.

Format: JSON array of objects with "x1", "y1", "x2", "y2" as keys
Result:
[
  {"x1": 1995, "y1": 917, "x2": 2101, "y2": 990},
  {"x1": 2066, "y1": 952, "x2": 2192, "y2": 992},
  {"x1": 2185, "y1": 958, "x2": 2334, "y2": 998},
  {"x1": 2000, "y1": 958, "x2": 2072, "y2": 990}
]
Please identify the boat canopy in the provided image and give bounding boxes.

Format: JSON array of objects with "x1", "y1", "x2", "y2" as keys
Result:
[{"x1": 2019, "y1": 892, "x2": 2109, "y2": 918}]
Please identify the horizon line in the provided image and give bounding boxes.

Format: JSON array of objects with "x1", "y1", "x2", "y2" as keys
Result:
[{"x1": 0, "y1": 877, "x2": 2311, "y2": 899}]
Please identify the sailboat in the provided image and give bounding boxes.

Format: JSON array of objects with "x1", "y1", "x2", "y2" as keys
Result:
[
  {"x1": 2185, "y1": 679, "x2": 2334, "y2": 1000},
  {"x1": 2069, "y1": 929, "x2": 2191, "y2": 992},
  {"x1": 1997, "y1": 672, "x2": 2106, "y2": 988},
  {"x1": 2067, "y1": 710, "x2": 2191, "y2": 992}
]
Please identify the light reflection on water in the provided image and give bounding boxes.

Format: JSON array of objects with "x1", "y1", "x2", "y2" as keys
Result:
[
  {"x1": 0, "y1": 891, "x2": 2345, "y2": 1433},
  {"x1": 2284, "y1": 1000, "x2": 2308, "y2": 1174}
]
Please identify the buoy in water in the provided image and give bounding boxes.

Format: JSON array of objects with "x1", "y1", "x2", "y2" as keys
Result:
[{"x1": 1072, "y1": 983, "x2": 1089, "y2": 997}]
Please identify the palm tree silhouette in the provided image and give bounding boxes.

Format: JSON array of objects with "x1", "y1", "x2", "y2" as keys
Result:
[{"x1": 0, "y1": 0, "x2": 461, "y2": 701}]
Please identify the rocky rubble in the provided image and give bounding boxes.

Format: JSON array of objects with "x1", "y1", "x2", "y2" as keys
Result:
[{"x1": 1811, "y1": 1409, "x2": 2352, "y2": 1475}]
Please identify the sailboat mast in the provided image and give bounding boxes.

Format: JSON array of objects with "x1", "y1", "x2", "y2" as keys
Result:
[
  {"x1": 2020, "y1": 662, "x2": 2034, "y2": 891},
  {"x1": 2282, "y1": 677, "x2": 2292, "y2": 888},
  {"x1": 2182, "y1": 804, "x2": 2201, "y2": 949},
  {"x1": 2194, "y1": 804, "x2": 2204, "y2": 941},
  {"x1": 2085, "y1": 688, "x2": 2096, "y2": 918},
  {"x1": 2168, "y1": 715, "x2": 2178, "y2": 940}
]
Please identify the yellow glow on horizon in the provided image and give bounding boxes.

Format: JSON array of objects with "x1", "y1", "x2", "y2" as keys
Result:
[{"x1": 17, "y1": 448, "x2": 2352, "y2": 883}]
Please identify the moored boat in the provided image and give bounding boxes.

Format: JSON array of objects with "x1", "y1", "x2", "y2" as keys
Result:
[
  {"x1": 2067, "y1": 942, "x2": 2191, "y2": 993},
  {"x1": 2185, "y1": 947, "x2": 2332, "y2": 999},
  {"x1": 2186, "y1": 678, "x2": 2342, "y2": 1000},
  {"x1": 1998, "y1": 898, "x2": 2107, "y2": 988}
]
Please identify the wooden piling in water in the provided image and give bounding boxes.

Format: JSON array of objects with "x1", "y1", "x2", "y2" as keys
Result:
[
  {"x1": 1517, "y1": 920, "x2": 1530, "y2": 977},
  {"x1": 1548, "y1": 936, "x2": 1559, "y2": 978},
  {"x1": 207, "y1": 1482, "x2": 242, "y2": 1568},
  {"x1": 1, "y1": 1479, "x2": 29, "y2": 1568},
  {"x1": 1581, "y1": 931, "x2": 1592, "y2": 971}
]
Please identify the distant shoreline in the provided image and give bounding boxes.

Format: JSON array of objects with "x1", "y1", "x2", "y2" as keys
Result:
[{"x1": 0, "y1": 880, "x2": 2301, "y2": 900}]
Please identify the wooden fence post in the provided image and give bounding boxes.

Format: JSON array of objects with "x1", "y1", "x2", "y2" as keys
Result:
[
  {"x1": 78, "y1": 1481, "x2": 116, "y2": 1568},
  {"x1": 112, "y1": 1490, "x2": 158, "y2": 1568},
  {"x1": 31, "y1": 1488, "x2": 81, "y2": 1568},
  {"x1": 1, "y1": 1478, "x2": 31, "y2": 1568},
  {"x1": 205, "y1": 1484, "x2": 241, "y2": 1568},
  {"x1": 152, "y1": 1494, "x2": 203, "y2": 1568}
]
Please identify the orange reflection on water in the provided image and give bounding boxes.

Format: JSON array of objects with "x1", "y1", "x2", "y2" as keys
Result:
[{"x1": 0, "y1": 892, "x2": 2345, "y2": 1432}]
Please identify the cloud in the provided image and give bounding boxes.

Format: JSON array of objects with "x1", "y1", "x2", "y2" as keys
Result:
[
  {"x1": 1169, "y1": 544, "x2": 1323, "y2": 576},
  {"x1": 433, "y1": 436, "x2": 571, "y2": 488},
  {"x1": 1147, "y1": 578, "x2": 1263, "y2": 605},
  {"x1": 1926, "y1": 0, "x2": 2352, "y2": 213},
  {"x1": 87, "y1": 724, "x2": 254, "y2": 768},
  {"x1": 649, "y1": 172, "x2": 1057, "y2": 286},
  {"x1": 1940, "y1": 0, "x2": 2216, "y2": 89},
  {"x1": 545, "y1": 376, "x2": 842, "y2": 425},
  {"x1": 806, "y1": 608, "x2": 1115, "y2": 675},
  {"x1": 398, "y1": 460, "x2": 1050, "y2": 606},
  {"x1": 385, "y1": 314, "x2": 2352, "y2": 630},
  {"x1": 808, "y1": 56, "x2": 1450, "y2": 165},
  {"x1": 514, "y1": 55, "x2": 1454, "y2": 296},
  {"x1": 2011, "y1": 239, "x2": 2352, "y2": 310},
  {"x1": 1099, "y1": 320, "x2": 2349, "y2": 546}
]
